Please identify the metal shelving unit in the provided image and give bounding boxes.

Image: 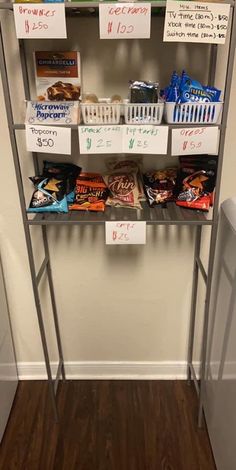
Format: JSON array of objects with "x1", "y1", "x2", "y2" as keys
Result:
[{"x1": 0, "y1": 1, "x2": 235, "y2": 424}]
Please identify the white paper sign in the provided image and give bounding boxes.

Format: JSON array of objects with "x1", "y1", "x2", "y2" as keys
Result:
[
  {"x1": 26, "y1": 125, "x2": 71, "y2": 155},
  {"x1": 26, "y1": 101, "x2": 78, "y2": 126},
  {"x1": 13, "y1": 4, "x2": 67, "y2": 39},
  {"x1": 78, "y1": 126, "x2": 123, "y2": 154},
  {"x1": 171, "y1": 126, "x2": 219, "y2": 156},
  {"x1": 164, "y1": 1, "x2": 230, "y2": 44},
  {"x1": 99, "y1": 3, "x2": 151, "y2": 39},
  {"x1": 123, "y1": 125, "x2": 169, "y2": 154},
  {"x1": 106, "y1": 222, "x2": 146, "y2": 245}
]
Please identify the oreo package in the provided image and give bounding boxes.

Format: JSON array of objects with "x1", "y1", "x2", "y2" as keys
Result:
[{"x1": 164, "y1": 70, "x2": 221, "y2": 104}]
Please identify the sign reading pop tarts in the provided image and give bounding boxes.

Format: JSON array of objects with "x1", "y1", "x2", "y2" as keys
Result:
[
  {"x1": 99, "y1": 3, "x2": 151, "y2": 39},
  {"x1": 13, "y1": 4, "x2": 67, "y2": 39},
  {"x1": 26, "y1": 125, "x2": 71, "y2": 155}
]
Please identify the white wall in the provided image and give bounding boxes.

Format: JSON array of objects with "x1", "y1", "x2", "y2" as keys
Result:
[{"x1": 0, "y1": 11, "x2": 235, "y2": 379}]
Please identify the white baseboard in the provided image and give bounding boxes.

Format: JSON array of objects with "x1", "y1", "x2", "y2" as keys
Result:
[{"x1": 17, "y1": 361, "x2": 200, "y2": 380}]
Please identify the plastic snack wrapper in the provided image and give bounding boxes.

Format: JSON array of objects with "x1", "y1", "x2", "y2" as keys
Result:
[
  {"x1": 176, "y1": 156, "x2": 217, "y2": 211},
  {"x1": 163, "y1": 70, "x2": 221, "y2": 104},
  {"x1": 143, "y1": 168, "x2": 177, "y2": 206},
  {"x1": 129, "y1": 80, "x2": 159, "y2": 103},
  {"x1": 69, "y1": 172, "x2": 108, "y2": 212},
  {"x1": 28, "y1": 176, "x2": 68, "y2": 213},
  {"x1": 103, "y1": 171, "x2": 142, "y2": 210}
]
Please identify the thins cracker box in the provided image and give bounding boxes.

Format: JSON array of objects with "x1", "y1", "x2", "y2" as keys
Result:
[{"x1": 34, "y1": 52, "x2": 81, "y2": 101}]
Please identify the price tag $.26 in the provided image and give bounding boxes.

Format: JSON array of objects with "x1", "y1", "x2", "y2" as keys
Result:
[
  {"x1": 26, "y1": 125, "x2": 71, "y2": 155},
  {"x1": 13, "y1": 4, "x2": 67, "y2": 39},
  {"x1": 106, "y1": 222, "x2": 146, "y2": 245}
]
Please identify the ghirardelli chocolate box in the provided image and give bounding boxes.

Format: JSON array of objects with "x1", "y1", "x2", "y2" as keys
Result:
[{"x1": 34, "y1": 51, "x2": 81, "y2": 101}]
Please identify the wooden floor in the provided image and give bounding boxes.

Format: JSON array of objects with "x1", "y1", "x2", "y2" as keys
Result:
[{"x1": 0, "y1": 381, "x2": 216, "y2": 470}]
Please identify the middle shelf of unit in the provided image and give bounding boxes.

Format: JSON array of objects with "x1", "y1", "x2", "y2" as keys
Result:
[
  {"x1": 14, "y1": 123, "x2": 222, "y2": 130},
  {"x1": 27, "y1": 202, "x2": 214, "y2": 226}
]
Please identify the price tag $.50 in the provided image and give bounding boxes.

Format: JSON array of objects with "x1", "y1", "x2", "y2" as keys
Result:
[
  {"x1": 171, "y1": 126, "x2": 219, "y2": 156},
  {"x1": 106, "y1": 221, "x2": 146, "y2": 245},
  {"x1": 26, "y1": 125, "x2": 71, "y2": 155}
]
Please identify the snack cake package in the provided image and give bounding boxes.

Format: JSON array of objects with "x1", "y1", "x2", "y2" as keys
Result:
[{"x1": 34, "y1": 52, "x2": 81, "y2": 101}]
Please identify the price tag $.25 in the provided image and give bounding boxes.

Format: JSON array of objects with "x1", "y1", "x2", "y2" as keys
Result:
[
  {"x1": 106, "y1": 222, "x2": 146, "y2": 245},
  {"x1": 26, "y1": 125, "x2": 71, "y2": 155},
  {"x1": 13, "y1": 4, "x2": 67, "y2": 39},
  {"x1": 79, "y1": 126, "x2": 123, "y2": 154}
]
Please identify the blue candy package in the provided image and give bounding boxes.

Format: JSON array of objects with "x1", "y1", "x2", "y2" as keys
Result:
[
  {"x1": 28, "y1": 177, "x2": 68, "y2": 213},
  {"x1": 164, "y1": 70, "x2": 221, "y2": 103}
]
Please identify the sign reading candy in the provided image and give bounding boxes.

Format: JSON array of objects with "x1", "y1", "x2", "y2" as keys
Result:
[{"x1": 99, "y1": 3, "x2": 151, "y2": 39}]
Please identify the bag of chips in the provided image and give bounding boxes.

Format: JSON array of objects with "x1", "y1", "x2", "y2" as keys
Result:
[
  {"x1": 28, "y1": 176, "x2": 68, "y2": 213},
  {"x1": 42, "y1": 161, "x2": 81, "y2": 203},
  {"x1": 103, "y1": 171, "x2": 142, "y2": 209},
  {"x1": 176, "y1": 156, "x2": 217, "y2": 211},
  {"x1": 106, "y1": 159, "x2": 146, "y2": 202},
  {"x1": 143, "y1": 168, "x2": 177, "y2": 206},
  {"x1": 69, "y1": 172, "x2": 108, "y2": 212}
]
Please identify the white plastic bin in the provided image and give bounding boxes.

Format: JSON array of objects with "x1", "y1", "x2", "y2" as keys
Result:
[
  {"x1": 81, "y1": 103, "x2": 121, "y2": 125},
  {"x1": 124, "y1": 103, "x2": 164, "y2": 125},
  {"x1": 164, "y1": 102, "x2": 223, "y2": 124}
]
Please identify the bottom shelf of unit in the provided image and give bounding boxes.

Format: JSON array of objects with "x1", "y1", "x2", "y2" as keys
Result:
[{"x1": 27, "y1": 203, "x2": 214, "y2": 226}]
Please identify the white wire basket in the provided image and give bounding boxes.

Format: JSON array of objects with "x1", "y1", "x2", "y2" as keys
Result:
[
  {"x1": 81, "y1": 103, "x2": 121, "y2": 125},
  {"x1": 124, "y1": 103, "x2": 164, "y2": 125},
  {"x1": 164, "y1": 102, "x2": 223, "y2": 124}
]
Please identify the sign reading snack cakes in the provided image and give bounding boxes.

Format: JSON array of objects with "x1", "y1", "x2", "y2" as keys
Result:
[{"x1": 34, "y1": 52, "x2": 81, "y2": 102}]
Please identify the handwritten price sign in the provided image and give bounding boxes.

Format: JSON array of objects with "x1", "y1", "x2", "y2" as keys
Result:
[
  {"x1": 13, "y1": 4, "x2": 67, "y2": 39},
  {"x1": 99, "y1": 3, "x2": 151, "y2": 39},
  {"x1": 106, "y1": 222, "x2": 146, "y2": 245},
  {"x1": 123, "y1": 125, "x2": 169, "y2": 154},
  {"x1": 164, "y1": 1, "x2": 230, "y2": 44},
  {"x1": 26, "y1": 125, "x2": 71, "y2": 155},
  {"x1": 78, "y1": 126, "x2": 123, "y2": 154},
  {"x1": 171, "y1": 126, "x2": 219, "y2": 156}
]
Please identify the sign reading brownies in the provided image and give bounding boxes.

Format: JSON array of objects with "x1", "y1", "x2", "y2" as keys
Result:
[{"x1": 34, "y1": 51, "x2": 81, "y2": 101}]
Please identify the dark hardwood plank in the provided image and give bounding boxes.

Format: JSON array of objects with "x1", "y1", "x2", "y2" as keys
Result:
[{"x1": 0, "y1": 381, "x2": 216, "y2": 470}]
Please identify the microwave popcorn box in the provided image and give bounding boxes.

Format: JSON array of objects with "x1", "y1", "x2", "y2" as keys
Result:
[
  {"x1": 34, "y1": 52, "x2": 81, "y2": 101},
  {"x1": 25, "y1": 101, "x2": 80, "y2": 125}
]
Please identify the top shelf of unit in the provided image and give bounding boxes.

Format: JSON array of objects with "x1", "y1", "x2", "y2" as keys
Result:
[{"x1": 0, "y1": 1, "x2": 234, "y2": 11}]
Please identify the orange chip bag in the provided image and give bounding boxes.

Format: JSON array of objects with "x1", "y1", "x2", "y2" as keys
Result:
[{"x1": 69, "y1": 172, "x2": 108, "y2": 212}]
